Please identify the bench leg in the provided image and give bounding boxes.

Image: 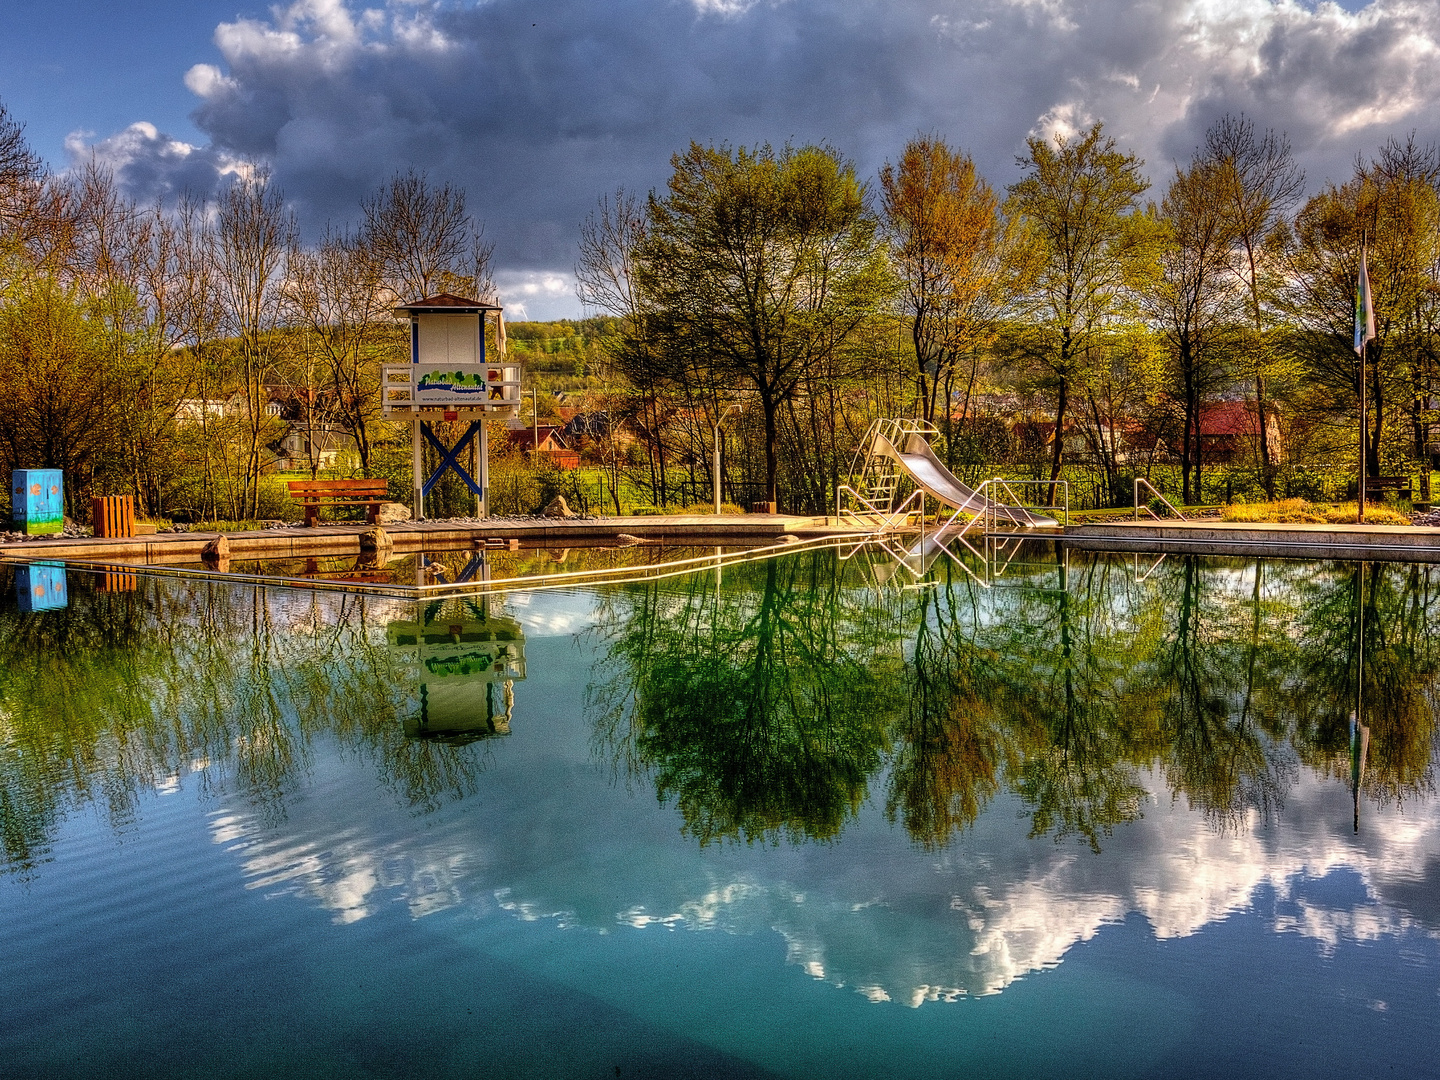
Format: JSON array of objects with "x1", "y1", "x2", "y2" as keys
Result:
[
  {"x1": 304, "y1": 504, "x2": 319, "y2": 528},
  {"x1": 366, "y1": 503, "x2": 379, "y2": 525}
]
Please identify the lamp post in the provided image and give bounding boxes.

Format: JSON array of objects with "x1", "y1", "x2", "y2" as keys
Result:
[{"x1": 713, "y1": 403, "x2": 742, "y2": 515}]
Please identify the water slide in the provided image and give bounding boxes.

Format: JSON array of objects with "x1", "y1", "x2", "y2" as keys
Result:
[{"x1": 871, "y1": 428, "x2": 1059, "y2": 529}]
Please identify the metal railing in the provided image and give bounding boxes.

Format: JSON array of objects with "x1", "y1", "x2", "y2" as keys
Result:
[
  {"x1": 836, "y1": 484, "x2": 925, "y2": 533},
  {"x1": 1133, "y1": 477, "x2": 1186, "y2": 522}
]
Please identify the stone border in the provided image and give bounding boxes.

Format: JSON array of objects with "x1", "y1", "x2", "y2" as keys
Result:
[
  {"x1": 1060, "y1": 520, "x2": 1440, "y2": 562},
  {"x1": 0, "y1": 514, "x2": 846, "y2": 564}
]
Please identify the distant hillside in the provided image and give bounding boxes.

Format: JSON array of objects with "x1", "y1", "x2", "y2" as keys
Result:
[{"x1": 506, "y1": 317, "x2": 621, "y2": 394}]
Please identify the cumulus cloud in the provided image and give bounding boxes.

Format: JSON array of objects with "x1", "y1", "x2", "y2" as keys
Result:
[
  {"x1": 212, "y1": 759, "x2": 1440, "y2": 1004},
  {"x1": 494, "y1": 269, "x2": 579, "y2": 321},
  {"x1": 64, "y1": 121, "x2": 241, "y2": 205},
  {"x1": 65, "y1": 0, "x2": 1440, "y2": 316}
]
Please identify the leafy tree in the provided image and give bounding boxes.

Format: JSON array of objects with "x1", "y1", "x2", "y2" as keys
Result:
[
  {"x1": 1283, "y1": 152, "x2": 1440, "y2": 479},
  {"x1": 0, "y1": 274, "x2": 119, "y2": 510},
  {"x1": 636, "y1": 143, "x2": 892, "y2": 508},
  {"x1": 880, "y1": 136, "x2": 1008, "y2": 427},
  {"x1": 1006, "y1": 123, "x2": 1151, "y2": 504}
]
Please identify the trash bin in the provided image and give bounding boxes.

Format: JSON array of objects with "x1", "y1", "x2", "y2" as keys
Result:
[
  {"x1": 92, "y1": 494, "x2": 135, "y2": 538},
  {"x1": 10, "y1": 469, "x2": 63, "y2": 535}
]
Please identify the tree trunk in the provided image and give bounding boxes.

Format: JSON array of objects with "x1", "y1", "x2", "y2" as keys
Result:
[
  {"x1": 1181, "y1": 347, "x2": 1195, "y2": 506},
  {"x1": 1255, "y1": 372, "x2": 1273, "y2": 497},
  {"x1": 1369, "y1": 359, "x2": 1383, "y2": 477},
  {"x1": 762, "y1": 390, "x2": 780, "y2": 509},
  {"x1": 1048, "y1": 376, "x2": 1067, "y2": 507}
]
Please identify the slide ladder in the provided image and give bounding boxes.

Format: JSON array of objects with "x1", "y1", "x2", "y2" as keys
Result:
[
  {"x1": 839, "y1": 419, "x2": 1060, "y2": 530},
  {"x1": 837, "y1": 419, "x2": 1062, "y2": 585}
]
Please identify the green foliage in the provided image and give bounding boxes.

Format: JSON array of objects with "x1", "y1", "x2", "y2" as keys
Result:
[
  {"x1": 633, "y1": 142, "x2": 895, "y2": 506},
  {"x1": 587, "y1": 547, "x2": 1440, "y2": 853},
  {"x1": 1, "y1": 549, "x2": 1438, "y2": 874},
  {"x1": 3, "y1": 90, "x2": 1440, "y2": 523}
]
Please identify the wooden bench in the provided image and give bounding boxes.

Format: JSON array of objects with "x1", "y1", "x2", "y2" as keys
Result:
[
  {"x1": 1363, "y1": 476, "x2": 1413, "y2": 502},
  {"x1": 287, "y1": 479, "x2": 390, "y2": 528}
]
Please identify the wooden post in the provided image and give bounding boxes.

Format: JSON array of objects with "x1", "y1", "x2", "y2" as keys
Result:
[{"x1": 473, "y1": 422, "x2": 482, "y2": 519}]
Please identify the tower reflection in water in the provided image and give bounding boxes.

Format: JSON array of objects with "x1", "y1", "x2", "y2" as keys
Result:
[{"x1": 388, "y1": 598, "x2": 526, "y2": 744}]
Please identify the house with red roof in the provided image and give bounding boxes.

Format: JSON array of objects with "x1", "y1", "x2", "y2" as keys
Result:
[{"x1": 1190, "y1": 401, "x2": 1283, "y2": 464}]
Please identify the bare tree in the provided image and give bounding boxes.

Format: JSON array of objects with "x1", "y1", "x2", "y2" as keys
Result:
[
  {"x1": 0, "y1": 98, "x2": 74, "y2": 279},
  {"x1": 577, "y1": 188, "x2": 648, "y2": 321},
  {"x1": 1205, "y1": 114, "x2": 1305, "y2": 494},
  {"x1": 576, "y1": 188, "x2": 671, "y2": 502},
  {"x1": 1143, "y1": 157, "x2": 1243, "y2": 502},
  {"x1": 284, "y1": 229, "x2": 394, "y2": 476},
  {"x1": 216, "y1": 168, "x2": 294, "y2": 517},
  {"x1": 361, "y1": 169, "x2": 493, "y2": 302}
]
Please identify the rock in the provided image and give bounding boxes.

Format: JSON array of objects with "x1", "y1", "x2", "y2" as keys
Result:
[
  {"x1": 359, "y1": 526, "x2": 393, "y2": 552},
  {"x1": 777, "y1": 533, "x2": 801, "y2": 544},
  {"x1": 354, "y1": 549, "x2": 392, "y2": 571},
  {"x1": 377, "y1": 501, "x2": 410, "y2": 524},
  {"x1": 614, "y1": 533, "x2": 652, "y2": 545},
  {"x1": 201, "y1": 535, "x2": 230, "y2": 560},
  {"x1": 542, "y1": 495, "x2": 576, "y2": 519}
]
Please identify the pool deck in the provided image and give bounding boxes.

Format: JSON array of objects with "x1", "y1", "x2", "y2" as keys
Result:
[
  {"x1": 5, "y1": 514, "x2": 1440, "y2": 565},
  {"x1": 1059, "y1": 519, "x2": 1440, "y2": 561},
  {"x1": 0, "y1": 514, "x2": 855, "y2": 564}
]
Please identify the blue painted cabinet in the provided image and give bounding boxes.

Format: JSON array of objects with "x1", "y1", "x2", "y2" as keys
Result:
[{"x1": 11, "y1": 469, "x2": 63, "y2": 535}]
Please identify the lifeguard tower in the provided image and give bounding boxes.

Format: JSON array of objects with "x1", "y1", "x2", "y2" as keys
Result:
[{"x1": 382, "y1": 294, "x2": 522, "y2": 518}]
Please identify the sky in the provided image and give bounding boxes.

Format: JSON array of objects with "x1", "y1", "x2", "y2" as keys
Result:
[{"x1": 2, "y1": 0, "x2": 1435, "y2": 320}]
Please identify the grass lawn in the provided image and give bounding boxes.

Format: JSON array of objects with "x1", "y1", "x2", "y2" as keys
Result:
[{"x1": 1221, "y1": 498, "x2": 1410, "y2": 525}]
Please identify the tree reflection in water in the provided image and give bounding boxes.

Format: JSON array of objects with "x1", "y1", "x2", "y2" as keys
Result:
[
  {"x1": 587, "y1": 554, "x2": 903, "y2": 844},
  {"x1": 0, "y1": 570, "x2": 504, "y2": 877},
  {"x1": 2, "y1": 548, "x2": 1438, "y2": 879},
  {"x1": 588, "y1": 545, "x2": 1440, "y2": 851}
]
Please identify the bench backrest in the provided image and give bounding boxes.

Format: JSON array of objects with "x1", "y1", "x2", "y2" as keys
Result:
[{"x1": 288, "y1": 479, "x2": 389, "y2": 497}]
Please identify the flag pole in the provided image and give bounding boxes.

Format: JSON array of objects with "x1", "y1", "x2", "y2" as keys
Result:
[
  {"x1": 1355, "y1": 235, "x2": 1375, "y2": 525},
  {"x1": 1359, "y1": 334, "x2": 1366, "y2": 524}
]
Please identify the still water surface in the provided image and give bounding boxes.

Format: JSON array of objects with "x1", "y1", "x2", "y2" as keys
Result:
[{"x1": 1, "y1": 546, "x2": 1438, "y2": 1078}]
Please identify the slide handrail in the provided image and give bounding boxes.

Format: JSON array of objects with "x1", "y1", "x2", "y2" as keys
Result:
[{"x1": 1133, "y1": 477, "x2": 1186, "y2": 522}]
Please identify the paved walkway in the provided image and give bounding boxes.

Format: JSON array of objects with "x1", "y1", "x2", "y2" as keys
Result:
[
  {"x1": 0, "y1": 514, "x2": 860, "y2": 564},
  {"x1": 1061, "y1": 519, "x2": 1440, "y2": 561},
  {"x1": 8, "y1": 513, "x2": 1440, "y2": 566}
]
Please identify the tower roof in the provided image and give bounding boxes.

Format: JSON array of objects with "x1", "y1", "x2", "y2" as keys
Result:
[{"x1": 393, "y1": 293, "x2": 502, "y2": 316}]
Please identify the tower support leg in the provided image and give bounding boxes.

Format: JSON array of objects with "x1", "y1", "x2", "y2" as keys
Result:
[{"x1": 412, "y1": 417, "x2": 423, "y2": 520}]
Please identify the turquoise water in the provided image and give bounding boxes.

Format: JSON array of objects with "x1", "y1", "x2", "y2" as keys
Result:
[{"x1": 1, "y1": 546, "x2": 1438, "y2": 1078}]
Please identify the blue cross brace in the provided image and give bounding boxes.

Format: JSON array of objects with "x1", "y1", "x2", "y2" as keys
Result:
[
  {"x1": 455, "y1": 552, "x2": 488, "y2": 583},
  {"x1": 421, "y1": 420, "x2": 484, "y2": 498}
]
